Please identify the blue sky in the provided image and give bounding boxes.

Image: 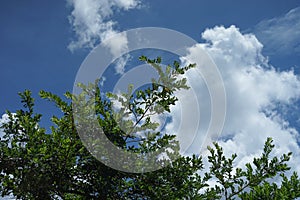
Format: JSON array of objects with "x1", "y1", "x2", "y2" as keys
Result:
[
  {"x1": 0, "y1": 1, "x2": 299, "y2": 111},
  {"x1": 1, "y1": 0, "x2": 300, "y2": 175}
]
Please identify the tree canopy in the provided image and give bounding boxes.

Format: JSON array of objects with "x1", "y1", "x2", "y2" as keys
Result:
[{"x1": 1, "y1": 56, "x2": 300, "y2": 199}]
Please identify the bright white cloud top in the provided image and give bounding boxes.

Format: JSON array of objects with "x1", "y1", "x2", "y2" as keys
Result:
[
  {"x1": 65, "y1": 0, "x2": 300, "y2": 174},
  {"x1": 67, "y1": 0, "x2": 141, "y2": 74},
  {"x1": 67, "y1": 0, "x2": 140, "y2": 50},
  {"x1": 177, "y1": 25, "x2": 300, "y2": 173}
]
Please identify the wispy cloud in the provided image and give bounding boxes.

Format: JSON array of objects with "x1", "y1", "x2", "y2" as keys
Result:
[
  {"x1": 67, "y1": 0, "x2": 141, "y2": 74},
  {"x1": 254, "y1": 7, "x2": 300, "y2": 55},
  {"x1": 172, "y1": 25, "x2": 300, "y2": 173}
]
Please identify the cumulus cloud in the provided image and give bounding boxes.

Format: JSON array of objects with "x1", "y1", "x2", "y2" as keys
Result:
[
  {"x1": 67, "y1": 0, "x2": 141, "y2": 74},
  {"x1": 0, "y1": 114, "x2": 20, "y2": 199},
  {"x1": 254, "y1": 7, "x2": 300, "y2": 55},
  {"x1": 67, "y1": 0, "x2": 140, "y2": 50},
  {"x1": 0, "y1": 113, "x2": 10, "y2": 139},
  {"x1": 173, "y1": 25, "x2": 300, "y2": 173},
  {"x1": 102, "y1": 31, "x2": 131, "y2": 75}
]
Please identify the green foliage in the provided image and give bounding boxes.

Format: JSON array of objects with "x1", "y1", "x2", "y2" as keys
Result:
[
  {"x1": 0, "y1": 56, "x2": 299, "y2": 199},
  {"x1": 206, "y1": 138, "x2": 295, "y2": 200}
]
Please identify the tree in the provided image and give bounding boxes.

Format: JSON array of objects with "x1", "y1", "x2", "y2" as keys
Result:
[{"x1": 0, "y1": 56, "x2": 300, "y2": 199}]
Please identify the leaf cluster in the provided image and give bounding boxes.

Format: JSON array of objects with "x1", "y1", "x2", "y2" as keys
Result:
[{"x1": 0, "y1": 56, "x2": 299, "y2": 199}]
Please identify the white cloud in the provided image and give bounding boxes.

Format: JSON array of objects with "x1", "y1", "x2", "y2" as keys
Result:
[
  {"x1": 172, "y1": 25, "x2": 300, "y2": 174},
  {"x1": 102, "y1": 31, "x2": 130, "y2": 75},
  {"x1": 67, "y1": 0, "x2": 140, "y2": 50},
  {"x1": 0, "y1": 114, "x2": 22, "y2": 199},
  {"x1": 254, "y1": 7, "x2": 300, "y2": 55},
  {"x1": 0, "y1": 113, "x2": 10, "y2": 139},
  {"x1": 67, "y1": 0, "x2": 141, "y2": 74}
]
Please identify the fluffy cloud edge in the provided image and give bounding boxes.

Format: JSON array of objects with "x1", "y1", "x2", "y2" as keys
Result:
[
  {"x1": 67, "y1": 0, "x2": 140, "y2": 50},
  {"x1": 0, "y1": 113, "x2": 10, "y2": 139},
  {"x1": 170, "y1": 25, "x2": 300, "y2": 175},
  {"x1": 67, "y1": 0, "x2": 141, "y2": 75}
]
